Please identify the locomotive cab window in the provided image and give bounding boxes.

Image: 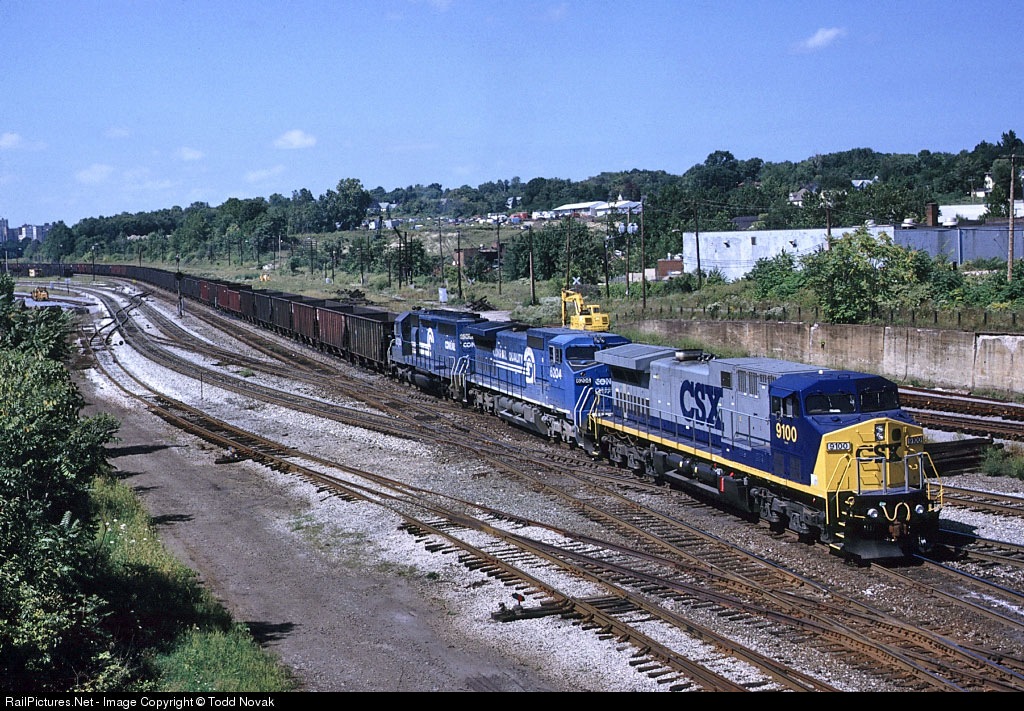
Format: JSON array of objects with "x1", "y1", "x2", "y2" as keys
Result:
[
  {"x1": 860, "y1": 387, "x2": 900, "y2": 413},
  {"x1": 564, "y1": 345, "x2": 597, "y2": 366},
  {"x1": 805, "y1": 392, "x2": 856, "y2": 415},
  {"x1": 772, "y1": 394, "x2": 800, "y2": 418},
  {"x1": 549, "y1": 347, "x2": 562, "y2": 364}
]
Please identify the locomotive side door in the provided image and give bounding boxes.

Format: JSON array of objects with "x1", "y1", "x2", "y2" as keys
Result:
[{"x1": 770, "y1": 389, "x2": 813, "y2": 485}]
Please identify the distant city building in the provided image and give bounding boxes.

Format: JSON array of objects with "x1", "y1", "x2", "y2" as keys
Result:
[{"x1": 12, "y1": 223, "x2": 52, "y2": 241}]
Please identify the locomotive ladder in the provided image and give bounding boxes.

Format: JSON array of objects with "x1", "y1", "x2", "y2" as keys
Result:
[{"x1": 451, "y1": 356, "x2": 470, "y2": 401}]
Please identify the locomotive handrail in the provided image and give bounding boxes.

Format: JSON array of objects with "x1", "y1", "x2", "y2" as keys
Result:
[{"x1": 824, "y1": 457, "x2": 857, "y2": 527}]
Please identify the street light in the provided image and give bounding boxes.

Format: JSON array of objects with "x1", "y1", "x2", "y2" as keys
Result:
[{"x1": 618, "y1": 207, "x2": 638, "y2": 297}]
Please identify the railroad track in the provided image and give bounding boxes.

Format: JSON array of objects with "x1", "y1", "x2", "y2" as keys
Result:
[
  {"x1": 901, "y1": 386, "x2": 1024, "y2": 421},
  {"x1": 940, "y1": 484, "x2": 1024, "y2": 518},
  {"x1": 80, "y1": 289, "x2": 820, "y2": 691},
  {"x1": 909, "y1": 410, "x2": 1024, "y2": 441},
  {"x1": 80, "y1": 282, "x2": 1024, "y2": 691}
]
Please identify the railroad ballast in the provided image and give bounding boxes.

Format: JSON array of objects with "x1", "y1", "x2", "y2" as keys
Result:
[{"x1": 68, "y1": 262, "x2": 945, "y2": 562}]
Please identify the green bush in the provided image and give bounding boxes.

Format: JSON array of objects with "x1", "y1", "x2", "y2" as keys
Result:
[{"x1": 980, "y1": 445, "x2": 1024, "y2": 479}]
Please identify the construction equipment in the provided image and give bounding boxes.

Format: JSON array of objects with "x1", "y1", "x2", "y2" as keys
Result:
[{"x1": 561, "y1": 289, "x2": 609, "y2": 331}]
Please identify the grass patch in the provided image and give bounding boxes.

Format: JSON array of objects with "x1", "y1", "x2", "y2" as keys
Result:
[
  {"x1": 153, "y1": 625, "x2": 295, "y2": 693},
  {"x1": 91, "y1": 475, "x2": 298, "y2": 692}
]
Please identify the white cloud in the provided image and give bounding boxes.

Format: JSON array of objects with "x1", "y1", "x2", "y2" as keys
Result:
[
  {"x1": 0, "y1": 132, "x2": 25, "y2": 149},
  {"x1": 544, "y1": 2, "x2": 568, "y2": 22},
  {"x1": 273, "y1": 129, "x2": 316, "y2": 149},
  {"x1": 796, "y1": 27, "x2": 845, "y2": 52},
  {"x1": 245, "y1": 165, "x2": 286, "y2": 183},
  {"x1": 105, "y1": 126, "x2": 130, "y2": 139},
  {"x1": 76, "y1": 163, "x2": 115, "y2": 184},
  {"x1": 177, "y1": 146, "x2": 205, "y2": 161},
  {"x1": 0, "y1": 132, "x2": 45, "y2": 150}
]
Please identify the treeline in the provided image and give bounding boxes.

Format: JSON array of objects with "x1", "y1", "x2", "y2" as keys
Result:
[
  {"x1": 19, "y1": 130, "x2": 1022, "y2": 280},
  {"x1": 0, "y1": 274, "x2": 127, "y2": 690}
]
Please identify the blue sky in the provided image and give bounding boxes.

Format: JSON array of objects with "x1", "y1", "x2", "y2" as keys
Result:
[{"x1": 2, "y1": 1, "x2": 1020, "y2": 227}]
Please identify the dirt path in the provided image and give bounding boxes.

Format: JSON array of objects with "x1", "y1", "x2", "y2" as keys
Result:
[{"x1": 78, "y1": 376, "x2": 562, "y2": 692}]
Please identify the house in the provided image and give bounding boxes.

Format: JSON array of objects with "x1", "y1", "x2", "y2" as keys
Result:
[
  {"x1": 787, "y1": 187, "x2": 812, "y2": 207},
  {"x1": 551, "y1": 201, "x2": 605, "y2": 219},
  {"x1": 595, "y1": 195, "x2": 643, "y2": 218},
  {"x1": 851, "y1": 176, "x2": 878, "y2": 189}
]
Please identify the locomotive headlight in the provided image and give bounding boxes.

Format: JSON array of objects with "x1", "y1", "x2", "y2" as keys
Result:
[
  {"x1": 914, "y1": 504, "x2": 926, "y2": 515},
  {"x1": 867, "y1": 508, "x2": 879, "y2": 519},
  {"x1": 874, "y1": 424, "x2": 886, "y2": 441}
]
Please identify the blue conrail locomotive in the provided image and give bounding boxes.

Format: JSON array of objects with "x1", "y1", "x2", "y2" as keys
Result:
[
  {"x1": 389, "y1": 308, "x2": 629, "y2": 444},
  {"x1": 587, "y1": 345, "x2": 942, "y2": 560}
]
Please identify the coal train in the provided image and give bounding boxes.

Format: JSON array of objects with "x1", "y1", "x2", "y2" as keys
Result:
[{"x1": 67, "y1": 262, "x2": 944, "y2": 562}]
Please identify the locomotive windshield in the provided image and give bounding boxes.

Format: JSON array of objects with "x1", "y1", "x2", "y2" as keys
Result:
[
  {"x1": 860, "y1": 387, "x2": 900, "y2": 412},
  {"x1": 564, "y1": 345, "x2": 597, "y2": 363},
  {"x1": 804, "y1": 392, "x2": 856, "y2": 415}
]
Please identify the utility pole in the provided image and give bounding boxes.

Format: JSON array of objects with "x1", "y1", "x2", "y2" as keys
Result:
[
  {"x1": 564, "y1": 215, "x2": 572, "y2": 290},
  {"x1": 625, "y1": 205, "x2": 631, "y2": 297},
  {"x1": 604, "y1": 211, "x2": 611, "y2": 298},
  {"x1": 496, "y1": 219, "x2": 502, "y2": 295},
  {"x1": 694, "y1": 201, "x2": 702, "y2": 290},
  {"x1": 640, "y1": 196, "x2": 647, "y2": 310},
  {"x1": 528, "y1": 224, "x2": 536, "y2": 305},
  {"x1": 456, "y1": 229, "x2": 463, "y2": 300},
  {"x1": 1009, "y1": 154, "x2": 1017, "y2": 283},
  {"x1": 438, "y1": 215, "x2": 445, "y2": 288},
  {"x1": 175, "y1": 254, "x2": 183, "y2": 317}
]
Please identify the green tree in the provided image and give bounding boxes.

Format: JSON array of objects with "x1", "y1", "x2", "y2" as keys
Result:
[
  {"x1": 320, "y1": 178, "x2": 373, "y2": 231},
  {"x1": 747, "y1": 251, "x2": 803, "y2": 298},
  {"x1": 800, "y1": 227, "x2": 917, "y2": 323},
  {"x1": 0, "y1": 285, "x2": 121, "y2": 689}
]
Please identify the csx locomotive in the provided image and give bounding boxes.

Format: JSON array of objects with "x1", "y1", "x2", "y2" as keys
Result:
[
  {"x1": 64, "y1": 262, "x2": 943, "y2": 561},
  {"x1": 588, "y1": 345, "x2": 941, "y2": 560}
]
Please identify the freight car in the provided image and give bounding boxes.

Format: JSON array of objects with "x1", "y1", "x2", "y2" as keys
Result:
[{"x1": 67, "y1": 262, "x2": 944, "y2": 560}]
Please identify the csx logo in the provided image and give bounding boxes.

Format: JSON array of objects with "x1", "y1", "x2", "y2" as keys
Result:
[
  {"x1": 679, "y1": 380, "x2": 723, "y2": 429},
  {"x1": 856, "y1": 444, "x2": 903, "y2": 462}
]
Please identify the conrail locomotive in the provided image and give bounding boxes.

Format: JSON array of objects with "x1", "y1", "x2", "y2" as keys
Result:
[{"x1": 58, "y1": 262, "x2": 944, "y2": 562}]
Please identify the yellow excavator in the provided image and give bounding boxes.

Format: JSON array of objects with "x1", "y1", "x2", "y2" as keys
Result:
[{"x1": 561, "y1": 289, "x2": 609, "y2": 331}]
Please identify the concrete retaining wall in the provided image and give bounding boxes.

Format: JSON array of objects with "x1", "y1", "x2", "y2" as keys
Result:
[{"x1": 635, "y1": 319, "x2": 1020, "y2": 397}]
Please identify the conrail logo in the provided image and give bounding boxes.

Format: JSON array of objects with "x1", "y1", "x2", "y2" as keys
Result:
[{"x1": 679, "y1": 380, "x2": 724, "y2": 429}]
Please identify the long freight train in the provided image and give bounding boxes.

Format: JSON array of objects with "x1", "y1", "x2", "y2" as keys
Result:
[{"x1": 64, "y1": 262, "x2": 944, "y2": 561}]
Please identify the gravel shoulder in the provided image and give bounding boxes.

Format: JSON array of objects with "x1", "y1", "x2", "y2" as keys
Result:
[{"x1": 78, "y1": 378, "x2": 575, "y2": 692}]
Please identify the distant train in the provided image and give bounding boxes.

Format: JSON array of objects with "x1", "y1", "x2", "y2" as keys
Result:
[{"x1": 68, "y1": 262, "x2": 944, "y2": 562}]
